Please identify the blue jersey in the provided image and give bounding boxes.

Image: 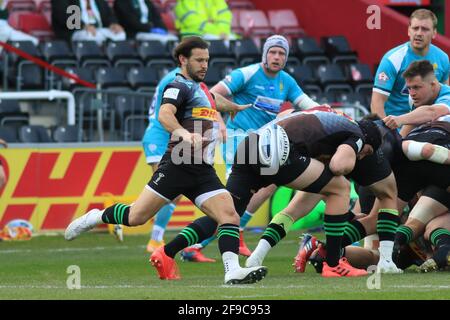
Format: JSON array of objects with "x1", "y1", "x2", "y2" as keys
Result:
[
  {"x1": 142, "y1": 68, "x2": 180, "y2": 164},
  {"x1": 220, "y1": 63, "x2": 305, "y2": 132},
  {"x1": 374, "y1": 42, "x2": 449, "y2": 117},
  {"x1": 148, "y1": 67, "x2": 181, "y2": 130}
]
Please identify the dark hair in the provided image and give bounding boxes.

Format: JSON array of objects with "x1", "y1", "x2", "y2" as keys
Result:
[
  {"x1": 402, "y1": 60, "x2": 435, "y2": 80},
  {"x1": 172, "y1": 36, "x2": 209, "y2": 66},
  {"x1": 356, "y1": 119, "x2": 382, "y2": 151}
]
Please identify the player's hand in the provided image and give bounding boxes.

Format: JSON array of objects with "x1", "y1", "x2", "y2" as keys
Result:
[
  {"x1": 230, "y1": 103, "x2": 252, "y2": 121},
  {"x1": 383, "y1": 115, "x2": 402, "y2": 129},
  {"x1": 190, "y1": 133, "x2": 204, "y2": 149}
]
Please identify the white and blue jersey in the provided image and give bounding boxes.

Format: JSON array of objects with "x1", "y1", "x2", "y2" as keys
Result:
[
  {"x1": 373, "y1": 42, "x2": 449, "y2": 117},
  {"x1": 219, "y1": 63, "x2": 305, "y2": 171},
  {"x1": 142, "y1": 68, "x2": 180, "y2": 164}
]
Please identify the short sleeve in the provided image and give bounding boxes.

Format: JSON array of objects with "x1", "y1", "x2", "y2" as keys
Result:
[
  {"x1": 161, "y1": 82, "x2": 190, "y2": 110},
  {"x1": 373, "y1": 57, "x2": 398, "y2": 96},
  {"x1": 219, "y1": 69, "x2": 245, "y2": 95}
]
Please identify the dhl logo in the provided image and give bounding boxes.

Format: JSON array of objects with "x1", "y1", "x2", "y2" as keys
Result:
[
  {"x1": 0, "y1": 146, "x2": 198, "y2": 231},
  {"x1": 192, "y1": 107, "x2": 218, "y2": 121}
]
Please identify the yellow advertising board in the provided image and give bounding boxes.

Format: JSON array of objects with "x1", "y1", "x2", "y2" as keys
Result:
[{"x1": 0, "y1": 145, "x2": 268, "y2": 233}]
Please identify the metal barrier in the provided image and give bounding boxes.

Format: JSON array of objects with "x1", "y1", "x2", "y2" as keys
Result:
[
  {"x1": 0, "y1": 90, "x2": 76, "y2": 125},
  {"x1": 74, "y1": 88, "x2": 154, "y2": 142}
]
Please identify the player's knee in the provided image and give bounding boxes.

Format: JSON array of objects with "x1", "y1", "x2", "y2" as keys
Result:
[{"x1": 219, "y1": 208, "x2": 240, "y2": 225}]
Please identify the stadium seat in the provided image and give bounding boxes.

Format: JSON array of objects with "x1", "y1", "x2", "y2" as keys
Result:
[
  {"x1": 137, "y1": 40, "x2": 172, "y2": 63},
  {"x1": 0, "y1": 99, "x2": 29, "y2": 129},
  {"x1": 267, "y1": 9, "x2": 305, "y2": 41},
  {"x1": 321, "y1": 35, "x2": 358, "y2": 69},
  {"x1": 285, "y1": 57, "x2": 302, "y2": 70},
  {"x1": 73, "y1": 41, "x2": 110, "y2": 68},
  {"x1": 3, "y1": 41, "x2": 43, "y2": 90},
  {"x1": 208, "y1": 40, "x2": 237, "y2": 70},
  {"x1": 62, "y1": 67, "x2": 95, "y2": 90},
  {"x1": 105, "y1": 41, "x2": 142, "y2": 68},
  {"x1": 286, "y1": 64, "x2": 318, "y2": 87},
  {"x1": 127, "y1": 66, "x2": 160, "y2": 91},
  {"x1": 0, "y1": 126, "x2": 19, "y2": 143},
  {"x1": 17, "y1": 64, "x2": 44, "y2": 90},
  {"x1": 231, "y1": 9, "x2": 244, "y2": 36},
  {"x1": 6, "y1": 0, "x2": 37, "y2": 13},
  {"x1": 293, "y1": 36, "x2": 326, "y2": 60},
  {"x1": 114, "y1": 95, "x2": 148, "y2": 140},
  {"x1": 232, "y1": 38, "x2": 260, "y2": 67},
  {"x1": 17, "y1": 12, "x2": 54, "y2": 41},
  {"x1": 19, "y1": 125, "x2": 52, "y2": 143},
  {"x1": 203, "y1": 66, "x2": 223, "y2": 87},
  {"x1": 124, "y1": 115, "x2": 148, "y2": 141},
  {"x1": 346, "y1": 63, "x2": 373, "y2": 85},
  {"x1": 52, "y1": 125, "x2": 79, "y2": 142},
  {"x1": 146, "y1": 59, "x2": 176, "y2": 79},
  {"x1": 40, "y1": 40, "x2": 77, "y2": 89},
  {"x1": 238, "y1": 10, "x2": 275, "y2": 46},
  {"x1": 317, "y1": 64, "x2": 353, "y2": 95},
  {"x1": 95, "y1": 67, "x2": 128, "y2": 89},
  {"x1": 38, "y1": 0, "x2": 51, "y2": 25},
  {"x1": 40, "y1": 40, "x2": 75, "y2": 62}
]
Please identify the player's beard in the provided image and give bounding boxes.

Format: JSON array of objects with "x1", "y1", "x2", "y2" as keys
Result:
[{"x1": 187, "y1": 63, "x2": 206, "y2": 82}]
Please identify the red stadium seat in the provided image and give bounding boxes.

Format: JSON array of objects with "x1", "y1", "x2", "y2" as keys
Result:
[
  {"x1": 231, "y1": 9, "x2": 244, "y2": 37},
  {"x1": 37, "y1": 0, "x2": 51, "y2": 25},
  {"x1": 18, "y1": 12, "x2": 54, "y2": 41},
  {"x1": 238, "y1": 10, "x2": 274, "y2": 35},
  {"x1": 268, "y1": 9, "x2": 305, "y2": 40},
  {"x1": 238, "y1": 10, "x2": 275, "y2": 47},
  {"x1": 6, "y1": 0, "x2": 37, "y2": 13}
]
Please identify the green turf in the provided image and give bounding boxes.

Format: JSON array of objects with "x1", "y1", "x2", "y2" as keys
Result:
[{"x1": 0, "y1": 230, "x2": 449, "y2": 300}]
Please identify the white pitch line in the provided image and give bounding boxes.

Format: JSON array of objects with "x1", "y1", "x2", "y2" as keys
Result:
[{"x1": 0, "y1": 245, "x2": 146, "y2": 254}]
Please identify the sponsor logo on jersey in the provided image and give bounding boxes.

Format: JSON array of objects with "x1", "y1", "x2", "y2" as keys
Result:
[
  {"x1": 378, "y1": 71, "x2": 389, "y2": 83},
  {"x1": 192, "y1": 107, "x2": 218, "y2": 121},
  {"x1": 163, "y1": 88, "x2": 180, "y2": 100}
]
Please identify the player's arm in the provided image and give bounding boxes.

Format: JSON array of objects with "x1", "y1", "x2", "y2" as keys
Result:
[
  {"x1": 210, "y1": 82, "x2": 231, "y2": 98},
  {"x1": 370, "y1": 91, "x2": 389, "y2": 118},
  {"x1": 371, "y1": 58, "x2": 397, "y2": 118},
  {"x1": 383, "y1": 104, "x2": 450, "y2": 129},
  {"x1": 294, "y1": 94, "x2": 320, "y2": 111},
  {"x1": 159, "y1": 103, "x2": 199, "y2": 145},
  {"x1": 213, "y1": 91, "x2": 251, "y2": 116},
  {"x1": 158, "y1": 84, "x2": 202, "y2": 148},
  {"x1": 288, "y1": 76, "x2": 320, "y2": 111}
]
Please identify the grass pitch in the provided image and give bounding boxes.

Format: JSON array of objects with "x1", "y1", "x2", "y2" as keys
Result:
[{"x1": 0, "y1": 230, "x2": 449, "y2": 300}]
